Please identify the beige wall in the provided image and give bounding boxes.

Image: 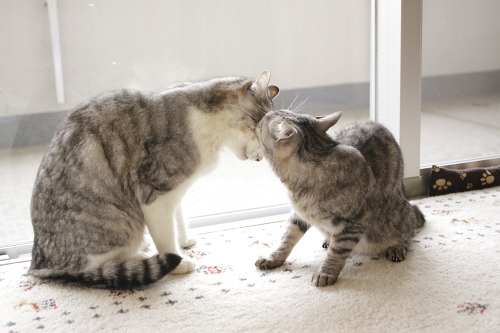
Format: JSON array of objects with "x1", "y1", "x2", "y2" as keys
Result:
[{"x1": 0, "y1": 0, "x2": 499, "y2": 117}]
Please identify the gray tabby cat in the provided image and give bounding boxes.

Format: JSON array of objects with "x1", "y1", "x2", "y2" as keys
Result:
[
  {"x1": 255, "y1": 109, "x2": 425, "y2": 287},
  {"x1": 30, "y1": 71, "x2": 279, "y2": 289}
]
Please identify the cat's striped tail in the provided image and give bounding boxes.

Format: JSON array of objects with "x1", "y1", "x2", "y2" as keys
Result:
[{"x1": 30, "y1": 253, "x2": 183, "y2": 289}]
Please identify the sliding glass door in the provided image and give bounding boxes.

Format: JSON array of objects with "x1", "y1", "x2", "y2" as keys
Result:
[
  {"x1": 372, "y1": 0, "x2": 499, "y2": 197},
  {"x1": 420, "y1": 0, "x2": 500, "y2": 166},
  {"x1": 4, "y1": 0, "x2": 495, "y2": 260},
  {"x1": 0, "y1": 1, "x2": 370, "y2": 253}
]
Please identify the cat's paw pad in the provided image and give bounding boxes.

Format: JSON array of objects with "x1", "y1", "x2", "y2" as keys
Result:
[
  {"x1": 180, "y1": 237, "x2": 197, "y2": 249},
  {"x1": 311, "y1": 272, "x2": 337, "y2": 287},
  {"x1": 171, "y1": 258, "x2": 196, "y2": 274},
  {"x1": 385, "y1": 246, "x2": 407, "y2": 262},
  {"x1": 255, "y1": 257, "x2": 284, "y2": 270}
]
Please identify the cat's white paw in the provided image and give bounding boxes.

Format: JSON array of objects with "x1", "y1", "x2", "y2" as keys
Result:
[
  {"x1": 180, "y1": 237, "x2": 197, "y2": 249},
  {"x1": 171, "y1": 258, "x2": 196, "y2": 274}
]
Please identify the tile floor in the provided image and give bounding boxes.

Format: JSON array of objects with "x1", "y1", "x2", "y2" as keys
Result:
[{"x1": 1, "y1": 93, "x2": 499, "y2": 246}]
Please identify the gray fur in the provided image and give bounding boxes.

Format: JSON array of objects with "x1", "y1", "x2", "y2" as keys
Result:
[
  {"x1": 30, "y1": 72, "x2": 279, "y2": 289},
  {"x1": 255, "y1": 110, "x2": 425, "y2": 287}
]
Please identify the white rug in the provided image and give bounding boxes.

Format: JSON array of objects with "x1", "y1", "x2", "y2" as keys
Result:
[{"x1": 1, "y1": 187, "x2": 499, "y2": 333}]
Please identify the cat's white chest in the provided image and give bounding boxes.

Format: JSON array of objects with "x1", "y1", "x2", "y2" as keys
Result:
[{"x1": 187, "y1": 108, "x2": 225, "y2": 175}]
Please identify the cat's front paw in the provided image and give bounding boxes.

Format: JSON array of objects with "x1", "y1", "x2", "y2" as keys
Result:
[
  {"x1": 255, "y1": 257, "x2": 284, "y2": 270},
  {"x1": 171, "y1": 258, "x2": 196, "y2": 274},
  {"x1": 311, "y1": 272, "x2": 338, "y2": 287},
  {"x1": 180, "y1": 237, "x2": 197, "y2": 249}
]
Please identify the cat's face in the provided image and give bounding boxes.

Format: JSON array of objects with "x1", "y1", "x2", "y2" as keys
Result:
[
  {"x1": 256, "y1": 110, "x2": 304, "y2": 161},
  {"x1": 224, "y1": 71, "x2": 279, "y2": 161},
  {"x1": 257, "y1": 109, "x2": 343, "y2": 162}
]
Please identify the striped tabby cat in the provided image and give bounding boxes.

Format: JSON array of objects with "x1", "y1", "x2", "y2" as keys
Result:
[
  {"x1": 255, "y1": 109, "x2": 425, "y2": 287},
  {"x1": 30, "y1": 71, "x2": 279, "y2": 289}
]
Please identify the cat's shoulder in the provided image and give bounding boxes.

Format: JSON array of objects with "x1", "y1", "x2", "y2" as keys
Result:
[
  {"x1": 343, "y1": 120, "x2": 385, "y2": 132},
  {"x1": 334, "y1": 121, "x2": 392, "y2": 140},
  {"x1": 69, "y1": 89, "x2": 154, "y2": 115},
  {"x1": 330, "y1": 142, "x2": 366, "y2": 165}
]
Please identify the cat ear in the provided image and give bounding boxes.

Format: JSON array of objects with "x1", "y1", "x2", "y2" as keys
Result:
[
  {"x1": 268, "y1": 85, "x2": 279, "y2": 100},
  {"x1": 315, "y1": 111, "x2": 343, "y2": 133},
  {"x1": 276, "y1": 120, "x2": 297, "y2": 141},
  {"x1": 252, "y1": 71, "x2": 279, "y2": 100},
  {"x1": 254, "y1": 70, "x2": 271, "y2": 88}
]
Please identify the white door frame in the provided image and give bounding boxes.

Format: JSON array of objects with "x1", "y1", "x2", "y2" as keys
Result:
[{"x1": 371, "y1": 0, "x2": 423, "y2": 180}]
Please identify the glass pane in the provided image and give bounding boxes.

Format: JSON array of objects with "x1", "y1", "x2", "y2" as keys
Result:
[
  {"x1": 0, "y1": 1, "x2": 370, "y2": 247},
  {"x1": 421, "y1": 0, "x2": 500, "y2": 166}
]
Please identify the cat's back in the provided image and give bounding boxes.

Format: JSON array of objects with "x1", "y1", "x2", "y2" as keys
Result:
[
  {"x1": 63, "y1": 89, "x2": 157, "y2": 133},
  {"x1": 37, "y1": 89, "x2": 158, "y2": 178},
  {"x1": 332, "y1": 121, "x2": 404, "y2": 189},
  {"x1": 333, "y1": 121, "x2": 393, "y2": 150}
]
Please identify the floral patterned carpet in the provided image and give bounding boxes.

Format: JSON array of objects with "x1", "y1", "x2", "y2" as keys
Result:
[{"x1": 1, "y1": 187, "x2": 499, "y2": 333}]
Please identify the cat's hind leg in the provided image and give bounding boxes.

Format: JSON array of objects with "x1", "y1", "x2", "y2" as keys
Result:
[
  {"x1": 256, "y1": 213, "x2": 309, "y2": 270},
  {"x1": 385, "y1": 241, "x2": 409, "y2": 262},
  {"x1": 321, "y1": 230, "x2": 332, "y2": 249},
  {"x1": 385, "y1": 202, "x2": 421, "y2": 262}
]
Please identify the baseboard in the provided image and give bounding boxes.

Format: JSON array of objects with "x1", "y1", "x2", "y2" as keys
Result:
[
  {"x1": 422, "y1": 69, "x2": 500, "y2": 100},
  {"x1": 0, "y1": 111, "x2": 67, "y2": 149}
]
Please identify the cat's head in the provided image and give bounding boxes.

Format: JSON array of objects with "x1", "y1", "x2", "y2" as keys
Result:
[
  {"x1": 224, "y1": 71, "x2": 279, "y2": 161},
  {"x1": 256, "y1": 109, "x2": 343, "y2": 162}
]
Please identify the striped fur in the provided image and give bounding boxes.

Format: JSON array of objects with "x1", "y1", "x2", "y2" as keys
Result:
[
  {"x1": 31, "y1": 253, "x2": 182, "y2": 289},
  {"x1": 255, "y1": 110, "x2": 425, "y2": 287},
  {"x1": 30, "y1": 71, "x2": 279, "y2": 289}
]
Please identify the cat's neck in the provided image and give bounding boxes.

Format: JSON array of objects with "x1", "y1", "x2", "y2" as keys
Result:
[
  {"x1": 187, "y1": 106, "x2": 237, "y2": 171},
  {"x1": 271, "y1": 155, "x2": 312, "y2": 189},
  {"x1": 270, "y1": 138, "x2": 338, "y2": 191}
]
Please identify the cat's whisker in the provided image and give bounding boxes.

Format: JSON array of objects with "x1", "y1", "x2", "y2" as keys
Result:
[
  {"x1": 292, "y1": 98, "x2": 308, "y2": 113},
  {"x1": 254, "y1": 104, "x2": 267, "y2": 116},
  {"x1": 288, "y1": 93, "x2": 300, "y2": 111},
  {"x1": 228, "y1": 104, "x2": 259, "y2": 122}
]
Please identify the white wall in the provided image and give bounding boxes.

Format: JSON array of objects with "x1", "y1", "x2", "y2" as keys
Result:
[
  {"x1": 0, "y1": 0, "x2": 371, "y2": 116},
  {"x1": 0, "y1": 0, "x2": 499, "y2": 117}
]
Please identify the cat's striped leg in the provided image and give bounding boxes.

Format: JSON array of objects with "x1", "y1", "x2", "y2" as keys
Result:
[
  {"x1": 385, "y1": 239, "x2": 410, "y2": 262},
  {"x1": 312, "y1": 224, "x2": 364, "y2": 287},
  {"x1": 255, "y1": 213, "x2": 309, "y2": 270}
]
